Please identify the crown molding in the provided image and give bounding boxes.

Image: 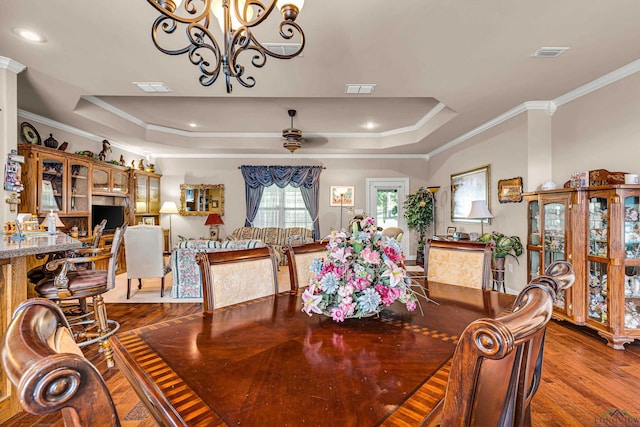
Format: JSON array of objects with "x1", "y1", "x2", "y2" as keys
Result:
[
  {"x1": 17, "y1": 109, "x2": 148, "y2": 156},
  {"x1": 429, "y1": 58, "x2": 640, "y2": 158},
  {"x1": 83, "y1": 95, "x2": 447, "y2": 140},
  {"x1": 153, "y1": 152, "x2": 429, "y2": 160},
  {"x1": 0, "y1": 56, "x2": 26, "y2": 74}
]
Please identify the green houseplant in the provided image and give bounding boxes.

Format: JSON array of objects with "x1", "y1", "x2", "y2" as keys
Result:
[
  {"x1": 404, "y1": 187, "x2": 434, "y2": 264},
  {"x1": 478, "y1": 232, "x2": 524, "y2": 291}
]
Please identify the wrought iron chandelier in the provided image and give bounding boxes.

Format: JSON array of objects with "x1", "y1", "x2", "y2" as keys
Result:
[{"x1": 147, "y1": 0, "x2": 305, "y2": 93}]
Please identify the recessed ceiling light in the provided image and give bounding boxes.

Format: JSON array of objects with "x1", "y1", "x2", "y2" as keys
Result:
[
  {"x1": 12, "y1": 28, "x2": 46, "y2": 43},
  {"x1": 363, "y1": 122, "x2": 378, "y2": 129},
  {"x1": 189, "y1": 123, "x2": 198, "y2": 128}
]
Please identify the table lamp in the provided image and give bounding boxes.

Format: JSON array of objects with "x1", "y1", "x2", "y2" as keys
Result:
[
  {"x1": 467, "y1": 200, "x2": 493, "y2": 237},
  {"x1": 205, "y1": 213, "x2": 224, "y2": 240},
  {"x1": 159, "y1": 201, "x2": 179, "y2": 249}
]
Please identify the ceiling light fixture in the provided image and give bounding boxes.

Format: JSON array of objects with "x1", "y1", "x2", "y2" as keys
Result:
[
  {"x1": 147, "y1": 0, "x2": 305, "y2": 93},
  {"x1": 12, "y1": 28, "x2": 46, "y2": 43},
  {"x1": 282, "y1": 109, "x2": 304, "y2": 153}
]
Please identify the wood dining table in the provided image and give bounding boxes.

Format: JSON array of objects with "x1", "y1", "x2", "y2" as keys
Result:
[{"x1": 109, "y1": 282, "x2": 514, "y2": 427}]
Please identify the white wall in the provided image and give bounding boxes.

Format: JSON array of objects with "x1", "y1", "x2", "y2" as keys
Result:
[{"x1": 156, "y1": 157, "x2": 430, "y2": 255}]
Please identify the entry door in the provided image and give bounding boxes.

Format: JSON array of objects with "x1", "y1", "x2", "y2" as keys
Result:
[{"x1": 366, "y1": 178, "x2": 409, "y2": 256}]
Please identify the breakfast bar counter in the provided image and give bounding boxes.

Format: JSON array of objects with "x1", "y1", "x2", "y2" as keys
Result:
[{"x1": 0, "y1": 232, "x2": 82, "y2": 423}]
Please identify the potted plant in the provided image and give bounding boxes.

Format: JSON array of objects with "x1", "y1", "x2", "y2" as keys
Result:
[
  {"x1": 403, "y1": 187, "x2": 434, "y2": 265},
  {"x1": 478, "y1": 232, "x2": 524, "y2": 290}
]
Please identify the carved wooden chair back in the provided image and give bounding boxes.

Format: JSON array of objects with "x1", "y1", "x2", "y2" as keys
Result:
[
  {"x1": 424, "y1": 239, "x2": 494, "y2": 289},
  {"x1": 283, "y1": 242, "x2": 327, "y2": 291},
  {"x1": 197, "y1": 246, "x2": 279, "y2": 312},
  {"x1": 423, "y1": 261, "x2": 575, "y2": 427},
  {"x1": 91, "y1": 218, "x2": 108, "y2": 248},
  {"x1": 1, "y1": 299, "x2": 120, "y2": 426}
]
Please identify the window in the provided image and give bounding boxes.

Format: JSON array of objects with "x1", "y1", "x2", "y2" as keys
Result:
[{"x1": 254, "y1": 185, "x2": 313, "y2": 229}]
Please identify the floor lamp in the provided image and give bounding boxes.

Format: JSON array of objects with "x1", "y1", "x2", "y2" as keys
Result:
[
  {"x1": 467, "y1": 200, "x2": 493, "y2": 237},
  {"x1": 426, "y1": 186, "x2": 440, "y2": 237},
  {"x1": 159, "y1": 201, "x2": 179, "y2": 250}
]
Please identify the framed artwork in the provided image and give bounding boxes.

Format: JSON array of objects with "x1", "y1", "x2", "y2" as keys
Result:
[
  {"x1": 330, "y1": 186, "x2": 354, "y2": 207},
  {"x1": 498, "y1": 177, "x2": 523, "y2": 203},
  {"x1": 451, "y1": 164, "x2": 490, "y2": 223},
  {"x1": 446, "y1": 226, "x2": 456, "y2": 236},
  {"x1": 142, "y1": 216, "x2": 155, "y2": 225}
]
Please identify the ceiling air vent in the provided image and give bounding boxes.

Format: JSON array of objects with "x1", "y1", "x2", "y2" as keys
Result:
[
  {"x1": 532, "y1": 47, "x2": 570, "y2": 58},
  {"x1": 263, "y1": 43, "x2": 304, "y2": 57},
  {"x1": 133, "y1": 82, "x2": 172, "y2": 93},
  {"x1": 345, "y1": 84, "x2": 376, "y2": 94}
]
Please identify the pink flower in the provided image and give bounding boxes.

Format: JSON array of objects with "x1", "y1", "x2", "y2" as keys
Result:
[
  {"x1": 302, "y1": 288, "x2": 323, "y2": 316},
  {"x1": 376, "y1": 284, "x2": 401, "y2": 305},
  {"x1": 339, "y1": 300, "x2": 356, "y2": 317},
  {"x1": 354, "y1": 276, "x2": 371, "y2": 291},
  {"x1": 406, "y1": 299, "x2": 417, "y2": 312},
  {"x1": 360, "y1": 247, "x2": 381, "y2": 264},
  {"x1": 383, "y1": 246, "x2": 403, "y2": 264},
  {"x1": 381, "y1": 260, "x2": 404, "y2": 287},
  {"x1": 331, "y1": 307, "x2": 346, "y2": 322}
]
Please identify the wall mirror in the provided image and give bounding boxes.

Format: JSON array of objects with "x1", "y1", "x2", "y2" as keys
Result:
[{"x1": 180, "y1": 184, "x2": 225, "y2": 216}]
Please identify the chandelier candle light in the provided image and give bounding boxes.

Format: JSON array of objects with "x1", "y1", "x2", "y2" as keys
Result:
[{"x1": 148, "y1": 0, "x2": 305, "y2": 93}]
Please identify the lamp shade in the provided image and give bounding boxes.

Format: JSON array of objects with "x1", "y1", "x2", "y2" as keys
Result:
[
  {"x1": 159, "y1": 201, "x2": 179, "y2": 214},
  {"x1": 205, "y1": 213, "x2": 224, "y2": 226},
  {"x1": 467, "y1": 200, "x2": 493, "y2": 219},
  {"x1": 40, "y1": 212, "x2": 65, "y2": 228}
]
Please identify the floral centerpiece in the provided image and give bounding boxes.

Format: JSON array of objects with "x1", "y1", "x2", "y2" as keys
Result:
[{"x1": 302, "y1": 217, "x2": 420, "y2": 322}]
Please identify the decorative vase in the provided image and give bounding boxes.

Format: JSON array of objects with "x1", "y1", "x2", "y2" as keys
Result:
[
  {"x1": 322, "y1": 307, "x2": 381, "y2": 319},
  {"x1": 492, "y1": 257, "x2": 506, "y2": 291},
  {"x1": 43, "y1": 133, "x2": 58, "y2": 149}
]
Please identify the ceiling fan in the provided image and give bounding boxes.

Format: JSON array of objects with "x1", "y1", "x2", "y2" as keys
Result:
[{"x1": 282, "y1": 109, "x2": 305, "y2": 153}]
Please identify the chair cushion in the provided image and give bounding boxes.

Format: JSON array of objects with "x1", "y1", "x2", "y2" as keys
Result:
[{"x1": 35, "y1": 270, "x2": 108, "y2": 299}]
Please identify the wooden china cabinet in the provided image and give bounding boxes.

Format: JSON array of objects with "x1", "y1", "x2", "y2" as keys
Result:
[
  {"x1": 525, "y1": 185, "x2": 640, "y2": 349},
  {"x1": 129, "y1": 169, "x2": 161, "y2": 226}
]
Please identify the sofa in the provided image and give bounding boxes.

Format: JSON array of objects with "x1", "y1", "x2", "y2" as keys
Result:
[
  {"x1": 228, "y1": 227, "x2": 314, "y2": 265},
  {"x1": 169, "y1": 239, "x2": 266, "y2": 298}
]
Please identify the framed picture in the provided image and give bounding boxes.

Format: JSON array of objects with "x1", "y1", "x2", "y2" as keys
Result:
[
  {"x1": 451, "y1": 164, "x2": 490, "y2": 223},
  {"x1": 330, "y1": 186, "x2": 355, "y2": 207},
  {"x1": 142, "y1": 216, "x2": 155, "y2": 225},
  {"x1": 498, "y1": 177, "x2": 523, "y2": 203},
  {"x1": 446, "y1": 226, "x2": 456, "y2": 236}
]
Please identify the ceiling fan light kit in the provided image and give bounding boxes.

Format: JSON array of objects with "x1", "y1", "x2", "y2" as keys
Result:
[
  {"x1": 282, "y1": 109, "x2": 304, "y2": 152},
  {"x1": 147, "y1": 0, "x2": 305, "y2": 93}
]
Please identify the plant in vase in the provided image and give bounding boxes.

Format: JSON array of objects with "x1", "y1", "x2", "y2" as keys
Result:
[
  {"x1": 302, "y1": 217, "x2": 422, "y2": 322},
  {"x1": 403, "y1": 187, "x2": 434, "y2": 265},
  {"x1": 478, "y1": 232, "x2": 524, "y2": 288}
]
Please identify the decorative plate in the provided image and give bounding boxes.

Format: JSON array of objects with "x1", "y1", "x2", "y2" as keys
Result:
[{"x1": 20, "y1": 122, "x2": 41, "y2": 145}]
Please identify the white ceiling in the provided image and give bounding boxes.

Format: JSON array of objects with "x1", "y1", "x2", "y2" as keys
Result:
[{"x1": 3, "y1": 0, "x2": 640, "y2": 157}]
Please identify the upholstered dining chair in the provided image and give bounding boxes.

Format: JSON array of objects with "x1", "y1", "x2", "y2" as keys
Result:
[
  {"x1": 197, "y1": 246, "x2": 279, "y2": 312},
  {"x1": 283, "y1": 241, "x2": 327, "y2": 291},
  {"x1": 381, "y1": 227, "x2": 404, "y2": 242},
  {"x1": 421, "y1": 261, "x2": 575, "y2": 427},
  {"x1": 423, "y1": 239, "x2": 494, "y2": 290},
  {"x1": 34, "y1": 224, "x2": 127, "y2": 368},
  {"x1": 123, "y1": 225, "x2": 171, "y2": 299},
  {"x1": 1, "y1": 299, "x2": 120, "y2": 427}
]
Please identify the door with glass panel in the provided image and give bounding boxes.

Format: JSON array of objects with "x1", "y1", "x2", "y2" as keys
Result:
[{"x1": 366, "y1": 178, "x2": 409, "y2": 257}]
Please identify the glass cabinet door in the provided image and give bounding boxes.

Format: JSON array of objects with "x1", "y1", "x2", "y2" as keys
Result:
[
  {"x1": 625, "y1": 196, "x2": 640, "y2": 259},
  {"x1": 589, "y1": 196, "x2": 608, "y2": 257},
  {"x1": 588, "y1": 261, "x2": 608, "y2": 326},
  {"x1": 149, "y1": 176, "x2": 160, "y2": 213},
  {"x1": 136, "y1": 175, "x2": 149, "y2": 213},
  {"x1": 529, "y1": 200, "x2": 541, "y2": 247},
  {"x1": 528, "y1": 250, "x2": 541, "y2": 282},
  {"x1": 39, "y1": 155, "x2": 65, "y2": 213},
  {"x1": 112, "y1": 171, "x2": 128, "y2": 194},
  {"x1": 69, "y1": 160, "x2": 89, "y2": 213},
  {"x1": 543, "y1": 202, "x2": 567, "y2": 265},
  {"x1": 92, "y1": 167, "x2": 110, "y2": 192}
]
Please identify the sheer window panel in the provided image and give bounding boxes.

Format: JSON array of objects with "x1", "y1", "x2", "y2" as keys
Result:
[{"x1": 254, "y1": 185, "x2": 312, "y2": 229}]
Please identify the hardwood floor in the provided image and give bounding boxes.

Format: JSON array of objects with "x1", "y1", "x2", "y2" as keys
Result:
[{"x1": 3, "y1": 302, "x2": 639, "y2": 426}]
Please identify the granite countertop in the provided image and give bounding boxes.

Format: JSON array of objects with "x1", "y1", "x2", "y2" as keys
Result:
[{"x1": 0, "y1": 232, "x2": 83, "y2": 259}]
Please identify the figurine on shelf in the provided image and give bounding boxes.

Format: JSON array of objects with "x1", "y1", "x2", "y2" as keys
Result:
[
  {"x1": 98, "y1": 139, "x2": 111, "y2": 162},
  {"x1": 58, "y1": 141, "x2": 68, "y2": 151},
  {"x1": 119, "y1": 154, "x2": 126, "y2": 166},
  {"x1": 137, "y1": 159, "x2": 144, "y2": 170}
]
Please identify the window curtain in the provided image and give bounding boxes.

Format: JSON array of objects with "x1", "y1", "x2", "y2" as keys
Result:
[{"x1": 240, "y1": 165, "x2": 323, "y2": 239}]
